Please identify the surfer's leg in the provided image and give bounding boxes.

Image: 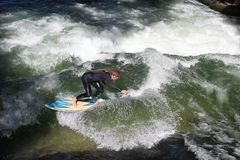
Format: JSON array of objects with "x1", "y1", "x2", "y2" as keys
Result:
[
  {"x1": 76, "y1": 77, "x2": 92, "y2": 100},
  {"x1": 92, "y1": 82, "x2": 104, "y2": 97}
]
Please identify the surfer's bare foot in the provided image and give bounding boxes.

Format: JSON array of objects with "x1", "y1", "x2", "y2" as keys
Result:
[{"x1": 70, "y1": 98, "x2": 77, "y2": 106}]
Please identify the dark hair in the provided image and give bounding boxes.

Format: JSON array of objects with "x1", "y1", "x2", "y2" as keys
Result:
[{"x1": 95, "y1": 68, "x2": 120, "y2": 77}]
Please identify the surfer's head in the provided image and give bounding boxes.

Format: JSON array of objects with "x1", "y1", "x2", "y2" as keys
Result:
[
  {"x1": 108, "y1": 68, "x2": 120, "y2": 80},
  {"x1": 111, "y1": 73, "x2": 119, "y2": 80},
  {"x1": 95, "y1": 68, "x2": 120, "y2": 80}
]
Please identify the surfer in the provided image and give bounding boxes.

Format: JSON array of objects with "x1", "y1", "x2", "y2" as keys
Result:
[{"x1": 76, "y1": 68, "x2": 128, "y2": 102}]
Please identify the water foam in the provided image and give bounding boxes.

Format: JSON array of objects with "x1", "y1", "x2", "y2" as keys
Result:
[
  {"x1": 128, "y1": 49, "x2": 201, "y2": 96},
  {"x1": 0, "y1": 14, "x2": 121, "y2": 72},
  {"x1": 75, "y1": 3, "x2": 115, "y2": 19},
  {"x1": 207, "y1": 54, "x2": 240, "y2": 67},
  {"x1": 0, "y1": 89, "x2": 41, "y2": 136},
  {"x1": 128, "y1": 50, "x2": 177, "y2": 96},
  {"x1": 186, "y1": 136, "x2": 239, "y2": 160},
  {"x1": 57, "y1": 97, "x2": 175, "y2": 150},
  {"x1": 1, "y1": 0, "x2": 239, "y2": 73},
  {"x1": 185, "y1": 138, "x2": 216, "y2": 160},
  {"x1": 118, "y1": 18, "x2": 240, "y2": 55},
  {"x1": 114, "y1": 0, "x2": 240, "y2": 55},
  {"x1": 0, "y1": 73, "x2": 60, "y2": 136},
  {"x1": 194, "y1": 79, "x2": 228, "y2": 104}
]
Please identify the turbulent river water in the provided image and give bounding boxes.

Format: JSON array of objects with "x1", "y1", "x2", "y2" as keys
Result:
[{"x1": 0, "y1": 0, "x2": 240, "y2": 160}]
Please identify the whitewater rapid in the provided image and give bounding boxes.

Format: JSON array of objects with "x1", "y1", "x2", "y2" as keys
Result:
[
  {"x1": 0, "y1": 0, "x2": 240, "y2": 157},
  {"x1": 0, "y1": 1, "x2": 239, "y2": 73}
]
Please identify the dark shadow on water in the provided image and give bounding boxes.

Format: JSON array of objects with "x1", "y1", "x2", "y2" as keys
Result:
[
  {"x1": 0, "y1": 108, "x2": 57, "y2": 160},
  {"x1": 30, "y1": 135, "x2": 197, "y2": 160}
]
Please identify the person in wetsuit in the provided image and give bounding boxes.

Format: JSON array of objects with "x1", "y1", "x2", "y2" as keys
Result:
[{"x1": 76, "y1": 68, "x2": 128, "y2": 101}]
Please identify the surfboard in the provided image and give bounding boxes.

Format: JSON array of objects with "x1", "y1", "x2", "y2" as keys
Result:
[{"x1": 45, "y1": 97, "x2": 104, "y2": 111}]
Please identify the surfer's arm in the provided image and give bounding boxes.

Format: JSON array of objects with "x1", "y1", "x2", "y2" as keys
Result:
[
  {"x1": 105, "y1": 78, "x2": 128, "y2": 94},
  {"x1": 105, "y1": 78, "x2": 121, "y2": 91}
]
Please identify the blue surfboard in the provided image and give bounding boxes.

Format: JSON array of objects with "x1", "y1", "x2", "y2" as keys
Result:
[{"x1": 45, "y1": 97, "x2": 104, "y2": 111}]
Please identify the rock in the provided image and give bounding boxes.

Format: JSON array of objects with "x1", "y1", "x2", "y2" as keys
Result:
[{"x1": 199, "y1": 0, "x2": 240, "y2": 16}]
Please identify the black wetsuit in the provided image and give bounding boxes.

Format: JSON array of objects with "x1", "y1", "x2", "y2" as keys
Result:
[{"x1": 76, "y1": 71, "x2": 121, "y2": 100}]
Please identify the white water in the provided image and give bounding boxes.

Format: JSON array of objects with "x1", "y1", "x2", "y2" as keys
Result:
[
  {"x1": 0, "y1": 89, "x2": 42, "y2": 136},
  {"x1": 1, "y1": 0, "x2": 240, "y2": 153},
  {"x1": 118, "y1": 1, "x2": 240, "y2": 54},
  {"x1": 57, "y1": 97, "x2": 176, "y2": 150},
  {"x1": 0, "y1": 1, "x2": 239, "y2": 73}
]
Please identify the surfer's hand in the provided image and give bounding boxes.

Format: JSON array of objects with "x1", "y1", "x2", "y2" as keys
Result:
[{"x1": 121, "y1": 90, "x2": 128, "y2": 94}]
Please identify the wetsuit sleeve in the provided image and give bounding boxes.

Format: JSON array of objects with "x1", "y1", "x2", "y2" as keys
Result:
[{"x1": 104, "y1": 77, "x2": 121, "y2": 92}]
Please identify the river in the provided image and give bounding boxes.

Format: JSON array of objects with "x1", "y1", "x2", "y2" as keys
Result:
[{"x1": 0, "y1": 0, "x2": 240, "y2": 160}]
